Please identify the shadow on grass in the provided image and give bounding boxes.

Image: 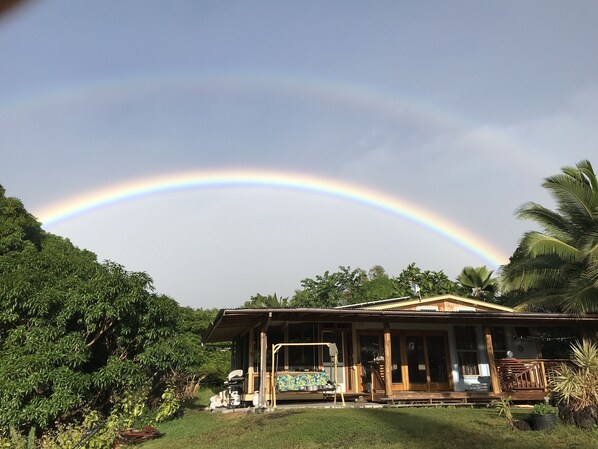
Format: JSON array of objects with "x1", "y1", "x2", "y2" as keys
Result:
[{"x1": 356, "y1": 407, "x2": 586, "y2": 449}]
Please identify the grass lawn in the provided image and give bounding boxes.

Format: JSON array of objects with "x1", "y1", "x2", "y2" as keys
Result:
[{"x1": 141, "y1": 400, "x2": 598, "y2": 449}]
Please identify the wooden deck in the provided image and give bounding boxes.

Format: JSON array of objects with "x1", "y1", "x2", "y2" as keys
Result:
[{"x1": 377, "y1": 390, "x2": 547, "y2": 404}]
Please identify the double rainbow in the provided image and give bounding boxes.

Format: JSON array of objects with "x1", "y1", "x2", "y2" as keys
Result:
[{"x1": 35, "y1": 169, "x2": 509, "y2": 268}]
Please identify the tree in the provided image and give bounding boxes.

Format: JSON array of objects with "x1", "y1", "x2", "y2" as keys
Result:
[
  {"x1": 457, "y1": 266, "x2": 498, "y2": 301},
  {"x1": 501, "y1": 160, "x2": 598, "y2": 313},
  {"x1": 288, "y1": 264, "x2": 466, "y2": 308},
  {"x1": 291, "y1": 266, "x2": 367, "y2": 307},
  {"x1": 243, "y1": 293, "x2": 289, "y2": 308},
  {"x1": 0, "y1": 187, "x2": 202, "y2": 432},
  {"x1": 392, "y1": 263, "x2": 467, "y2": 298}
]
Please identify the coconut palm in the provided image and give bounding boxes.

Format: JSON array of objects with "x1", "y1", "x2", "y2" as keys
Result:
[
  {"x1": 501, "y1": 160, "x2": 598, "y2": 313},
  {"x1": 457, "y1": 266, "x2": 498, "y2": 301}
]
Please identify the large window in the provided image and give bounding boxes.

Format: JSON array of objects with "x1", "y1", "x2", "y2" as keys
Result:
[
  {"x1": 455, "y1": 326, "x2": 479, "y2": 376},
  {"x1": 266, "y1": 326, "x2": 285, "y2": 371},
  {"x1": 288, "y1": 323, "x2": 316, "y2": 371},
  {"x1": 490, "y1": 327, "x2": 507, "y2": 359}
]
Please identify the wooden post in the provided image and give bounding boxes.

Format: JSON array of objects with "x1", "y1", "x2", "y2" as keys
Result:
[
  {"x1": 258, "y1": 313, "x2": 271, "y2": 408},
  {"x1": 247, "y1": 328, "x2": 255, "y2": 395},
  {"x1": 485, "y1": 327, "x2": 501, "y2": 394},
  {"x1": 352, "y1": 326, "x2": 360, "y2": 393},
  {"x1": 383, "y1": 323, "x2": 393, "y2": 400}
]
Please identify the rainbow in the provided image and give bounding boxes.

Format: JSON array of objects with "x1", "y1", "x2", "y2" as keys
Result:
[{"x1": 35, "y1": 169, "x2": 509, "y2": 267}]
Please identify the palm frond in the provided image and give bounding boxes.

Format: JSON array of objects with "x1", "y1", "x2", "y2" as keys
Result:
[
  {"x1": 520, "y1": 232, "x2": 581, "y2": 260},
  {"x1": 516, "y1": 202, "x2": 570, "y2": 234}
]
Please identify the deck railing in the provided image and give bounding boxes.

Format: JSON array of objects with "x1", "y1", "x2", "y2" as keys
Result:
[{"x1": 496, "y1": 359, "x2": 571, "y2": 392}]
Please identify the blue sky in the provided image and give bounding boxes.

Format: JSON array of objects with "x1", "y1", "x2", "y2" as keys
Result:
[{"x1": 1, "y1": 1, "x2": 596, "y2": 308}]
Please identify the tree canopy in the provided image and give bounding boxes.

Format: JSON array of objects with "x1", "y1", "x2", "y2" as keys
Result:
[
  {"x1": 247, "y1": 263, "x2": 467, "y2": 309},
  {"x1": 0, "y1": 187, "x2": 210, "y2": 433}
]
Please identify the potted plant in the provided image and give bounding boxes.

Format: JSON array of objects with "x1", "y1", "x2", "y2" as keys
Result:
[{"x1": 530, "y1": 403, "x2": 558, "y2": 431}]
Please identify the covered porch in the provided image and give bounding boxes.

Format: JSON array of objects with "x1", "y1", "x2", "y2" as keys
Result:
[{"x1": 204, "y1": 306, "x2": 598, "y2": 407}]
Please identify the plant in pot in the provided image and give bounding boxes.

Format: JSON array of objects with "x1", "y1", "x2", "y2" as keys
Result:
[{"x1": 530, "y1": 403, "x2": 558, "y2": 431}]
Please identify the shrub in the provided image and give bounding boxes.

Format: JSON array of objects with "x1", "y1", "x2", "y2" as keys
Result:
[{"x1": 552, "y1": 340, "x2": 598, "y2": 429}]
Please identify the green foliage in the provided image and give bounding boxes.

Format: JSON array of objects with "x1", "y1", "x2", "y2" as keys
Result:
[
  {"x1": 0, "y1": 188, "x2": 204, "y2": 434},
  {"x1": 495, "y1": 396, "x2": 513, "y2": 428},
  {"x1": 501, "y1": 160, "x2": 598, "y2": 313},
  {"x1": 531, "y1": 403, "x2": 558, "y2": 416},
  {"x1": 243, "y1": 293, "x2": 289, "y2": 308},
  {"x1": 552, "y1": 340, "x2": 598, "y2": 411},
  {"x1": 154, "y1": 387, "x2": 180, "y2": 423},
  {"x1": 457, "y1": 266, "x2": 498, "y2": 301},
  {"x1": 287, "y1": 263, "x2": 466, "y2": 308}
]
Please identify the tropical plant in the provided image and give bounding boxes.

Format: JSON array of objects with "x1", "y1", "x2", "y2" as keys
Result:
[
  {"x1": 495, "y1": 396, "x2": 514, "y2": 428},
  {"x1": 501, "y1": 160, "x2": 598, "y2": 313},
  {"x1": 552, "y1": 340, "x2": 598, "y2": 412},
  {"x1": 457, "y1": 266, "x2": 498, "y2": 301},
  {"x1": 243, "y1": 293, "x2": 289, "y2": 308}
]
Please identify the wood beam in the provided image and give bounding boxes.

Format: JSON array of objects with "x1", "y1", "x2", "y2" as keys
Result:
[
  {"x1": 352, "y1": 326, "x2": 360, "y2": 393},
  {"x1": 484, "y1": 327, "x2": 501, "y2": 394},
  {"x1": 247, "y1": 327, "x2": 255, "y2": 395},
  {"x1": 383, "y1": 322, "x2": 393, "y2": 398},
  {"x1": 258, "y1": 313, "x2": 271, "y2": 408}
]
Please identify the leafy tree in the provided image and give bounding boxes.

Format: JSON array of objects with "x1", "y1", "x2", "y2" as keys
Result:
[
  {"x1": 0, "y1": 188, "x2": 202, "y2": 433},
  {"x1": 392, "y1": 263, "x2": 467, "y2": 299},
  {"x1": 501, "y1": 160, "x2": 598, "y2": 313},
  {"x1": 457, "y1": 265, "x2": 498, "y2": 301},
  {"x1": 291, "y1": 266, "x2": 367, "y2": 307},
  {"x1": 361, "y1": 265, "x2": 398, "y2": 302},
  {"x1": 289, "y1": 263, "x2": 466, "y2": 308}
]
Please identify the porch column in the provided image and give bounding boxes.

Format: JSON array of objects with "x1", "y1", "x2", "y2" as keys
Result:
[
  {"x1": 484, "y1": 327, "x2": 501, "y2": 394},
  {"x1": 383, "y1": 322, "x2": 393, "y2": 399},
  {"x1": 258, "y1": 313, "x2": 271, "y2": 408},
  {"x1": 247, "y1": 327, "x2": 255, "y2": 395},
  {"x1": 352, "y1": 326, "x2": 360, "y2": 393}
]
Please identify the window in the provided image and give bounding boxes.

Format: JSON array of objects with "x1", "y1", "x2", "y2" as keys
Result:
[
  {"x1": 288, "y1": 323, "x2": 316, "y2": 371},
  {"x1": 266, "y1": 326, "x2": 285, "y2": 371},
  {"x1": 490, "y1": 327, "x2": 507, "y2": 359},
  {"x1": 391, "y1": 335, "x2": 403, "y2": 383},
  {"x1": 455, "y1": 326, "x2": 479, "y2": 376},
  {"x1": 455, "y1": 306, "x2": 476, "y2": 312}
]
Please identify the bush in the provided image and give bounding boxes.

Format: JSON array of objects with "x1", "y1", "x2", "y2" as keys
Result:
[{"x1": 552, "y1": 340, "x2": 598, "y2": 429}]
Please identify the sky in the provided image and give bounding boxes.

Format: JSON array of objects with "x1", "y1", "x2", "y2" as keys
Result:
[{"x1": 1, "y1": 1, "x2": 597, "y2": 309}]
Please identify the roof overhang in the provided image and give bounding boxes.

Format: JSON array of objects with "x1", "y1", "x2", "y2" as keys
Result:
[{"x1": 203, "y1": 307, "x2": 598, "y2": 343}]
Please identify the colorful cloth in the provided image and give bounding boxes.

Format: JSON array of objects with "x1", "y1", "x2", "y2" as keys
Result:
[{"x1": 276, "y1": 371, "x2": 333, "y2": 392}]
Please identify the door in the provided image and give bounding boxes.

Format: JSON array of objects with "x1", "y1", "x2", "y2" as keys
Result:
[
  {"x1": 405, "y1": 333, "x2": 451, "y2": 391},
  {"x1": 322, "y1": 331, "x2": 346, "y2": 392},
  {"x1": 358, "y1": 333, "x2": 383, "y2": 393}
]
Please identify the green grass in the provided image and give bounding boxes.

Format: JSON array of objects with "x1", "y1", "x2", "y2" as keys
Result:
[{"x1": 141, "y1": 403, "x2": 598, "y2": 449}]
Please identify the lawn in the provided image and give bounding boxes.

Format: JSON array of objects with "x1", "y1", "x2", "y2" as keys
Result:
[{"x1": 141, "y1": 401, "x2": 598, "y2": 449}]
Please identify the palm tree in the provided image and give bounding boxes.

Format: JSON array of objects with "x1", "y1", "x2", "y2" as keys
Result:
[
  {"x1": 501, "y1": 160, "x2": 598, "y2": 313},
  {"x1": 457, "y1": 266, "x2": 498, "y2": 301},
  {"x1": 243, "y1": 293, "x2": 289, "y2": 308}
]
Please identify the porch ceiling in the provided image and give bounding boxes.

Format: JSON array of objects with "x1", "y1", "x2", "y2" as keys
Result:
[{"x1": 203, "y1": 308, "x2": 598, "y2": 342}]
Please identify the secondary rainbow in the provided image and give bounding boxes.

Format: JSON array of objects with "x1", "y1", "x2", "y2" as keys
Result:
[{"x1": 35, "y1": 169, "x2": 509, "y2": 267}]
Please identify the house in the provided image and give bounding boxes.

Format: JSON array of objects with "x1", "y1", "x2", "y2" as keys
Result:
[{"x1": 203, "y1": 295, "x2": 598, "y2": 407}]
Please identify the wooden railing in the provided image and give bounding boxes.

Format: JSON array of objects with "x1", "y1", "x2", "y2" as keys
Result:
[{"x1": 496, "y1": 359, "x2": 570, "y2": 392}]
